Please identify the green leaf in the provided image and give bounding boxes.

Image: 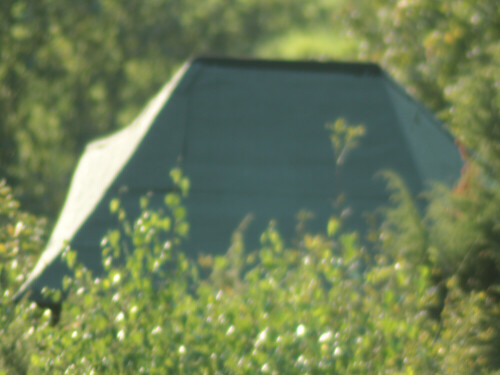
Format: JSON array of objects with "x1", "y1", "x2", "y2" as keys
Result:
[
  {"x1": 327, "y1": 217, "x2": 341, "y2": 237},
  {"x1": 110, "y1": 198, "x2": 120, "y2": 213}
]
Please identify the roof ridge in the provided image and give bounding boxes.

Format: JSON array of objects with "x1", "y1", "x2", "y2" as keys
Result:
[{"x1": 190, "y1": 55, "x2": 382, "y2": 75}]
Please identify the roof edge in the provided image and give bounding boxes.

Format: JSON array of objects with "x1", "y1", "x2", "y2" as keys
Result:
[{"x1": 189, "y1": 55, "x2": 383, "y2": 76}]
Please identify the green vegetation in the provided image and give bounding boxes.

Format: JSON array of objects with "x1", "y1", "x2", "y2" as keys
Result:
[
  {"x1": 0, "y1": 0, "x2": 336, "y2": 216},
  {"x1": 2, "y1": 0, "x2": 500, "y2": 373},
  {"x1": 1, "y1": 169, "x2": 497, "y2": 373}
]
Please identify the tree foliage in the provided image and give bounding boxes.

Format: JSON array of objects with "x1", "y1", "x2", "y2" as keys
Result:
[
  {"x1": 345, "y1": 0, "x2": 500, "y2": 369},
  {"x1": 0, "y1": 180, "x2": 46, "y2": 374},
  {"x1": 345, "y1": 0, "x2": 500, "y2": 174},
  {"x1": 0, "y1": 0, "x2": 323, "y2": 216}
]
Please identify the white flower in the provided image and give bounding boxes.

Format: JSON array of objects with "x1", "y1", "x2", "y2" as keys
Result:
[
  {"x1": 297, "y1": 355, "x2": 308, "y2": 365},
  {"x1": 333, "y1": 346, "x2": 343, "y2": 357},
  {"x1": 151, "y1": 326, "x2": 162, "y2": 335},
  {"x1": 115, "y1": 312, "x2": 125, "y2": 322},
  {"x1": 296, "y1": 324, "x2": 306, "y2": 337},
  {"x1": 258, "y1": 329, "x2": 267, "y2": 340},
  {"x1": 117, "y1": 329, "x2": 125, "y2": 341},
  {"x1": 318, "y1": 330, "x2": 333, "y2": 343},
  {"x1": 255, "y1": 328, "x2": 268, "y2": 347}
]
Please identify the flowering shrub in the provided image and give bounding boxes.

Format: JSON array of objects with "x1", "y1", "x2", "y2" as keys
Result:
[{"x1": 1, "y1": 171, "x2": 495, "y2": 374}]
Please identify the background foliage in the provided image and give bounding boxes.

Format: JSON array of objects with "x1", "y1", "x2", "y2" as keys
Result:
[
  {"x1": 344, "y1": 0, "x2": 500, "y2": 370},
  {"x1": 2, "y1": 0, "x2": 500, "y2": 373},
  {"x1": 0, "y1": 0, "x2": 347, "y2": 216}
]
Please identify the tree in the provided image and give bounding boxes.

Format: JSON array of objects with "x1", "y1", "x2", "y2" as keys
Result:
[
  {"x1": 1, "y1": 0, "x2": 323, "y2": 217},
  {"x1": 344, "y1": 0, "x2": 500, "y2": 369}
]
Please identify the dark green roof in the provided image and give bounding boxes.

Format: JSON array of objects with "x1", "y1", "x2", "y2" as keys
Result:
[{"x1": 15, "y1": 57, "x2": 463, "y2": 303}]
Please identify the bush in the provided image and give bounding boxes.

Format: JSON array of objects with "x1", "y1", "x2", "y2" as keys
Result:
[
  {"x1": 2, "y1": 172, "x2": 497, "y2": 374},
  {"x1": 0, "y1": 179, "x2": 46, "y2": 374}
]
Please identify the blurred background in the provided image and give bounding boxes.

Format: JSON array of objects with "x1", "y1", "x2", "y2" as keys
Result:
[{"x1": 0, "y1": 0, "x2": 363, "y2": 220}]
